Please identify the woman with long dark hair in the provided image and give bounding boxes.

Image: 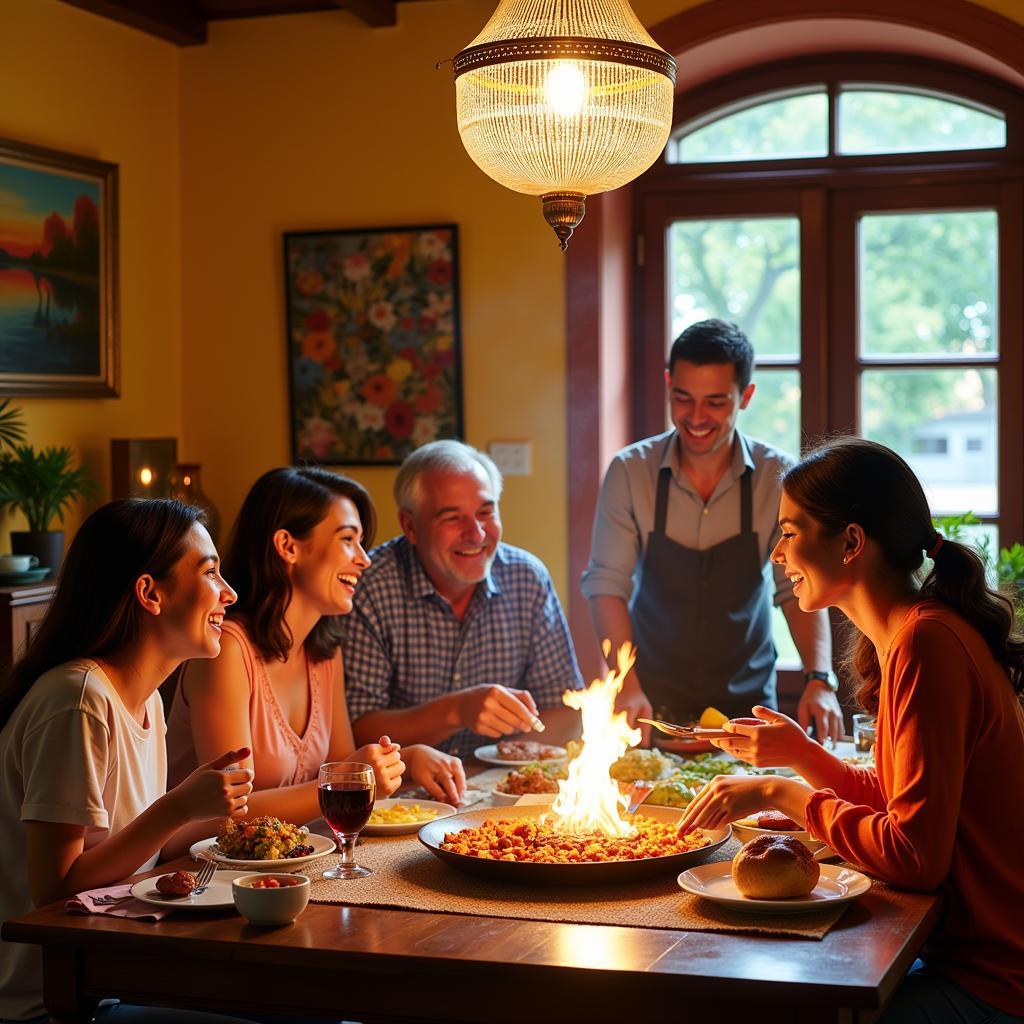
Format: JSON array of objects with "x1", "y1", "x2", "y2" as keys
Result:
[
  {"x1": 167, "y1": 467, "x2": 464, "y2": 825},
  {"x1": 678, "y1": 437, "x2": 1024, "y2": 1022},
  {"x1": 0, "y1": 500, "x2": 253, "y2": 1024}
]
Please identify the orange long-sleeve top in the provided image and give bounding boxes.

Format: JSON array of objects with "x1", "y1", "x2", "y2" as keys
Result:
[{"x1": 804, "y1": 600, "x2": 1024, "y2": 1015}]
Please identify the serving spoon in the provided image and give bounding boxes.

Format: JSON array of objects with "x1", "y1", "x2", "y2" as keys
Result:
[{"x1": 637, "y1": 717, "x2": 730, "y2": 740}]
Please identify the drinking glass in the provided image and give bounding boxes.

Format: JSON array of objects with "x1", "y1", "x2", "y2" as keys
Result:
[
  {"x1": 853, "y1": 713, "x2": 877, "y2": 756},
  {"x1": 317, "y1": 761, "x2": 375, "y2": 879}
]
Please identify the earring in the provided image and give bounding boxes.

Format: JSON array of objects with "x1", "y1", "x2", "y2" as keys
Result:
[{"x1": 842, "y1": 555, "x2": 850, "y2": 565}]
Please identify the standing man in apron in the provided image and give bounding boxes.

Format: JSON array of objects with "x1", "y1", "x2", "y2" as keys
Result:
[{"x1": 582, "y1": 319, "x2": 843, "y2": 745}]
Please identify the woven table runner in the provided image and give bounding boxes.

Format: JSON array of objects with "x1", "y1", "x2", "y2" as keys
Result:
[{"x1": 309, "y1": 834, "x2": 851, "y2": 939}]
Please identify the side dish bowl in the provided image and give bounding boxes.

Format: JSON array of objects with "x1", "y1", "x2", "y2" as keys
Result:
[{"x1": 232, "y1": 873, "x2": 310, "y2": 925}]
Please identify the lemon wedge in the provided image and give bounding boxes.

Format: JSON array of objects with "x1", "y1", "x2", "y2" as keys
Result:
[{"x1": 699, "y1": 706, "x2": 728, "y2": 728}]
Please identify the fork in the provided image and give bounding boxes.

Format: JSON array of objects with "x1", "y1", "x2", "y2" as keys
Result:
[{"x1": 190, "y1": 858, "x2": 217, "y2": 895}]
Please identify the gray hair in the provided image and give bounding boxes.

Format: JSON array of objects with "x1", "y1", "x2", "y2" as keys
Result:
[{"x1": 393, "y1": 440, "x2": 503, "y2": 514}]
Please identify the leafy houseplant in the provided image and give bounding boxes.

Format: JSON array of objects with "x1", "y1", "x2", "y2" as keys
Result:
[{"x1": 0, "y1": 443, "x2": 95, "y2": 577}]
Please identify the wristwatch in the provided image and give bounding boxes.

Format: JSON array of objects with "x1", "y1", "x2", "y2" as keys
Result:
[{"x1": 804, "y1": 670, "x2": 839, "y2": 693}]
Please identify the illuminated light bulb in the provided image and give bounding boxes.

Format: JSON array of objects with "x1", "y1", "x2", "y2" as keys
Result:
[
  {"x1": 545, "y1": 61, "x2": 586, "y2": 117},
  {"x1": 446, "y1": 0, "x2": 676, "y2": 250},
  {"x1": 139, "y1": 467, "x2": 153, "y2": 486}
]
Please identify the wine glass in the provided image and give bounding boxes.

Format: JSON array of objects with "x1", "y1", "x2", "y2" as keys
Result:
[{"x1": 317, "y1": 761, "x2": 375, "y2": 879}]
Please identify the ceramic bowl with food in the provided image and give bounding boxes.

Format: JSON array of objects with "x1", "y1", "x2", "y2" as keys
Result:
[
  {"x1": 232, "y1": 873, "x2": 310, "y2": 925},
  {"x1": 731, "y1": 811, "x2": 825, "y2": 855}
]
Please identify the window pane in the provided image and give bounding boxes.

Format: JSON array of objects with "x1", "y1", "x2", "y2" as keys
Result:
[
  {"x1": 839, "y1": 88, "x2": 1006, "y2": 155},
  {"x1": 668, "y1": 217, "x2": 800, "y2": 357},
  {"x1": 860, "y1": 368, "x2": 997, "y2": 515},
  {"x1": 860, "y1": 210, "x2": 997, "y2": 357},
  {"x1": 741, "y1": 368, "x2": 801, "y2": 457},
  {"x1": 669, "y1": 92, "x2": 828, "y2": 163}
]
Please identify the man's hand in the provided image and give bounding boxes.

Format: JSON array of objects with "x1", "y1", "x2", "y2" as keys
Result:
[
  {"x1": 402, "y1": 745, "x2": 466, "y2": 805},
  {"x1": 615, "y1": 676, "x2": 653, "y2": 746},
  {"x1": 457, "y1": 685, "x2": 539, "y2": 737},
  {"x1": 797, "y1": 683, "x2": 844, "y2": 745}
]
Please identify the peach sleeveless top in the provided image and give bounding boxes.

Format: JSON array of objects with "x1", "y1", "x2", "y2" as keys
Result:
[{"x1": 166, "y1": 620, "x2": 338, "y2": 791}]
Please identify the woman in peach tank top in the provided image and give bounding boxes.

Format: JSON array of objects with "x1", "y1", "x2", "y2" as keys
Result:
[
  {"x1": 677, "y1": 438, "x2": 1024, "y2": 1022},
  {"x1": 167, "y1": 467, "x2": 463, "y2": 827}
]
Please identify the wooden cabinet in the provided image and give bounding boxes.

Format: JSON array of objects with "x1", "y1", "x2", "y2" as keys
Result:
[{"x1": 0, "y1": 582, "x2": 56, "y2": 668}]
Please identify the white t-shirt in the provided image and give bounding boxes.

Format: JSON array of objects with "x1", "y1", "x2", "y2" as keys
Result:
[{"x1": 0, "y1": 660, "x2": 166, "y2": 1021}]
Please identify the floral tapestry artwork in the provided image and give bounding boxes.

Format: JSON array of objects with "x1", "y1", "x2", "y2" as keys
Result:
[{"x1": 285, "y1": 224, "x2": 462, "y2": 464}]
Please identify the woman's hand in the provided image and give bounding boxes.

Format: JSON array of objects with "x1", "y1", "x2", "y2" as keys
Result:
[
  {"x1": 168, "y1": 747, "x2": 254, "y2": 823},
  {"x1": 711, "y1": 706, "x2": 815, "y2": 768},
  {"x1": 354, "y1": 736, "x2": 405, "y2": 798},
  {"x1": 676, "y1": 775, "x2": 778, "y2": 835},
  {"x1": 677, "y1": 775, "x2": 813, "y2": 835},
  {"x1": 402, "y1": 745, "x2": 466, "y2": 805}
]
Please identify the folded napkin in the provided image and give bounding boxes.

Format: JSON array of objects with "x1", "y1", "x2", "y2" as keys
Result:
[{"x1": 67, "y1": 883, "x2": 173, "y2": 920}]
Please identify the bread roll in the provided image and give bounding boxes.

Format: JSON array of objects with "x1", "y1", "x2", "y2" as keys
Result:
[{"x1": 732, "y1": 834, "x2": 819, "y2": 898}]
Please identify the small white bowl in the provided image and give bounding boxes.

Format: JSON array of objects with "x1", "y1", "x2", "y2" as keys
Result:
[
  {"x1": 232, "y1": 873, "x2": 310, "y2": 925},
  {"x1": 731, "y1": 820, "x2": 825, "y2": 855}
]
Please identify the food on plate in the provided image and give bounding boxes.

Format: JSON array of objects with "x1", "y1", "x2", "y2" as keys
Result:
[
  {"x1": 155, "y1": 870, "x2": 197, "y2": 897},
  {"x1": 755, "y1": 811, "x2": 801, "y2": 830},
  {"x1": 699, "y1": 706, "x2": 729, "y2": 728},
  {"x1": 495, "y1": 740, "x2": 564, "y2": 761},
  {"x1": 250, "y1": 876, "x2": 303, "y2": 889},
  {"x1": 496, "y1": 761, "x2": 568, "y2": 795},
  {"x1": 216, "y1": 816, "x2": 315, "y2": 861},
  {"x1": 842, "y1": 754, "x2": 874, "y2": 767},
  {"x1": 732, "y1": 834, "x2": 820, "y2": 898},
  {"x1": 609, "y1": 748, "x2": 677, "y2": 782},
  {"x1": 440, "y1": 816, "x2": 713, "y2": 864},
  {"x1": 368, "y1": 803, "x2": 441, "y2": 825},
  {"x1": 646, "y1": 778, "x2": 698, "y2": 808}
]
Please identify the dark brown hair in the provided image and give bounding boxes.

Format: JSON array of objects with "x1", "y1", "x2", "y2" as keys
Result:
[
  {"x1": 0, "y1": 499, "x2": 204, "y2": 731},
  {"x1": 222, "y1": 466, "x2": 375, "y2": 663},
  {"x1": 781, "y1": 436, "x2": 1023, "y2": 710}
]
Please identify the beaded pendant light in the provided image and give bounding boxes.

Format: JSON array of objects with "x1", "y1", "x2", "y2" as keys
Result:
[{"x1": 449, "y1": 0, "x2": 677, "y2": 250}]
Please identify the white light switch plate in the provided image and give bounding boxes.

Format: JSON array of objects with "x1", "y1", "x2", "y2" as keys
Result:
[{"x1": 488, "y1": 441, "x2": 532, "y2": 476}]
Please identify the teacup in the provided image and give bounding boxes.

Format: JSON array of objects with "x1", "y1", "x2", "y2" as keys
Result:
[{"x1": 0, "y1": 554, "x2": 39, "y2": 573}]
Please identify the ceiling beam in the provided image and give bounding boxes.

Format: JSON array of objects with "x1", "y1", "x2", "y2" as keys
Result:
[
  {"x1": 335, "y1": 0, "x2": 397, "y2": 28},
  {"x1": 60, "y1": 0, "x2": 207, "y2": 45}
]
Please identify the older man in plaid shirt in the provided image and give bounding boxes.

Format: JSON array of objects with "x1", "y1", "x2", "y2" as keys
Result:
[{"x1": 343, "y1": 441, "x2": 583, "y2": 793}]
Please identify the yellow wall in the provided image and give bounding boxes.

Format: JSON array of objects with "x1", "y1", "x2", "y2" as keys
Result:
[
  {"x1": 179, "y1": 2, "x2": 569, "y2": 590},
  {"x1": 0, "y1": 0, "x2": 182, "y2": 551},
  {"x1": 3, "y1": 0, "x2": 1020, "y2": 599}
]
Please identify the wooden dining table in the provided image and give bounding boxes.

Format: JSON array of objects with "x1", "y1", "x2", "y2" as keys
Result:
[
  {"x1": 2, "y1": 847, "x2": 941, "y2": 1024},
  {"x1": 3, "y1": 752, "x2": 942, "y2": 1024}
]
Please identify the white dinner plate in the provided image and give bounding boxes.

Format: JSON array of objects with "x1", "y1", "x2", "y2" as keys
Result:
[
  {"x1": 130, "y1": 869, "x2": 253, "y2": 910},
  {"x1": 363, "y1": 798, "x2": 458, "y2": 835},
  {"x1": 677, "y1": 862, "x2": 871, "y2": 914},
  {"x1": 189, "y1": 832, "x2": 335, "y2": 870},
  {"x1": 473, "y1": 744, "x2": 568, "y2": 767}
]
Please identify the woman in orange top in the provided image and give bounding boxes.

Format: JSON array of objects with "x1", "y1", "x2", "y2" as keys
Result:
[{"x1": 678, "y1": 437, "x2": 1024, "y2": 1022}]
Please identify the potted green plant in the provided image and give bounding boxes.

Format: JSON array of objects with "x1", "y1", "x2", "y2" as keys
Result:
[{"x1": 0, "y1": 441, "x2": 95, "y2": 578}]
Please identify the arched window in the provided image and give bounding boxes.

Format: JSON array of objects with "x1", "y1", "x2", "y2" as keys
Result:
[{"x1": 633, "y1": 55, "x2": 1023, "y2": 665}]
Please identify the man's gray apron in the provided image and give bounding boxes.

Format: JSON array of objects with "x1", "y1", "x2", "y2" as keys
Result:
[{"x1": 631, "y1": 457, "x2": 776, "y2": 722}]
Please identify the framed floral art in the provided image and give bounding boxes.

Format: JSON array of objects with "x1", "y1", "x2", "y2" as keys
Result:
[{"x1": 284, "y1": 223, "x2": 463, "y2": 465}]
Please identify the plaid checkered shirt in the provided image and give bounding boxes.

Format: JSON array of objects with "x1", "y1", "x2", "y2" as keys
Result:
[{"x1": 341, "y1": 536, "x2": 584, "y2": 759}]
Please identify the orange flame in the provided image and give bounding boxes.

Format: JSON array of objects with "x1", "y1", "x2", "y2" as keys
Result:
[{"x1": 548, "y1": 641, "x2": 641, "y2": 838}]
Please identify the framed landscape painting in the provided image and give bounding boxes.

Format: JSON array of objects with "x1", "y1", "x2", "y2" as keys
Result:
[
  {"x1": 284, "y1": 223, "x2": 463, "y2": 465},
  {"x1": 0, "y1": 138, "x2": 119, "y2": 397}
]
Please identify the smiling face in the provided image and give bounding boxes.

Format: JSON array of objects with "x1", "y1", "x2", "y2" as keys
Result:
[
  {"x1": 156, "y1": 522, "x2": 237, "y2": 659},
  {"x1": 288, "y1": 496, "x2": 370, "y2": 617},
  {"x1": 666, "y1": 360, "x2": 754, "y2": 461},
  {"x1": 400, "y1": 464, "x2": 502, "y2": 604},
  {"x1": 771, "y1": 492, "x2": 850, "y2": 612}
]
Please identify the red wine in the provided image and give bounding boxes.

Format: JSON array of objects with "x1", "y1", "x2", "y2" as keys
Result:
[{"x1": 319, "y1": 783, "x2": 374, "y2": 835}]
